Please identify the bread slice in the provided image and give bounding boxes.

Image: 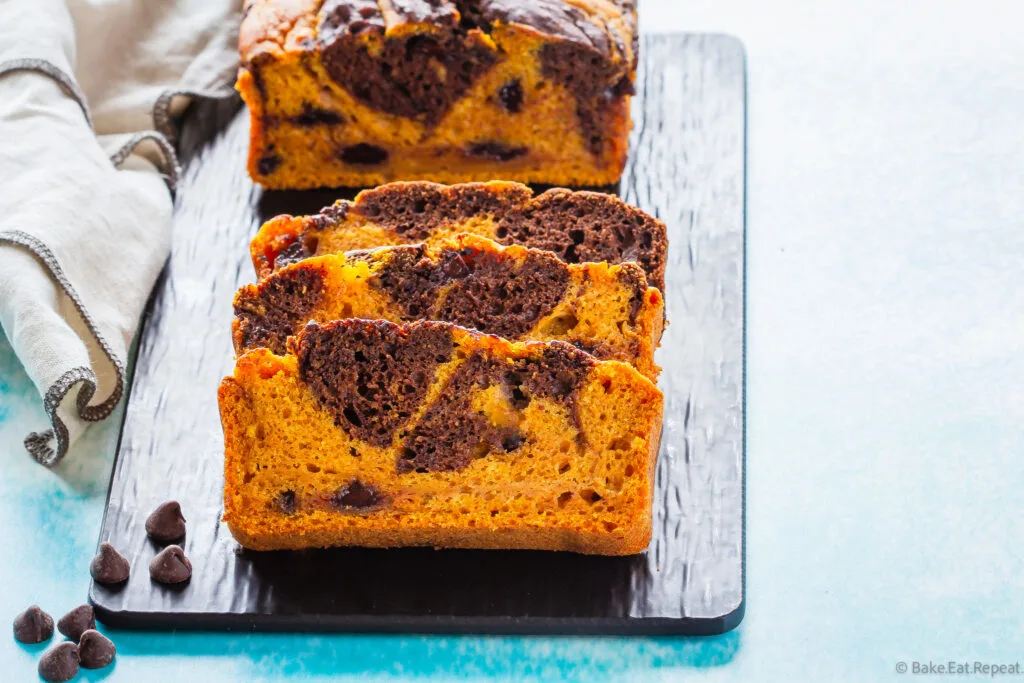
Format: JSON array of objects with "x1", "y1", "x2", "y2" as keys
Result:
[
  {"x1": 250, "y1": 181, "x2": 668, "y2": 291},
  {"x1": 233, "y1": 234, "x2": 664, "y2": 380},
  {"x1": 237, "y1": 0, "x2": 637, "y2": 188},
  {"x1": 219, "y1": 319, "x2": 663, "y2": 555}
]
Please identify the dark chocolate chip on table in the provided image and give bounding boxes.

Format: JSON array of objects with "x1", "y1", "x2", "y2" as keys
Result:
[
  {"x1": 90, "y1": 542, "x2": 131, "y2": 584},
  {"x1": 12, "y1": 605, "x2": 53, "y2": 643},
  {"x1": 78, "y1": 630, "x2": 116, "y2": 669},
  {"x1": 38, "y1": 642, "x2": 79, "y2": 682},
  {"x1": 145, "y1": 500, "x2": 186, "y2": 542},
  {"x1": 57, "y1": 604, "x2": 95, "y2": 642},
  {"x1": 149, "y1": 545, "x2": 193, "y2": 584}
]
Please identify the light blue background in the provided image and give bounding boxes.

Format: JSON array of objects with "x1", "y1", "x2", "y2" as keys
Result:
[{"x1": 3, "y1": 1, "x2": 1023, "y2": 680}]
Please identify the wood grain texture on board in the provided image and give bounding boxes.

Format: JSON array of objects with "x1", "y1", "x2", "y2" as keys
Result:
[{"x1": 91, "y1": 34, "x2": 747, "y2": 635}]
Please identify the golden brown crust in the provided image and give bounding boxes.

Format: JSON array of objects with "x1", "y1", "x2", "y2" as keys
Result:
[
  {"x1": 239, "y1": 0, "x2": 321, "y2": 63},
  {"x1": 483, "y1": 0, "x2": 637, "y2": 68},
  {"x1": 240, "y1": 1, "x2": 636, "y2": 67}
]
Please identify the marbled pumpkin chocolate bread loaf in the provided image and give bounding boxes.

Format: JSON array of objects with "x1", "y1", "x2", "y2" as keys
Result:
[
  {"x1": 238, "y1": 0, "x2": 637, "y2": 188},
  {"x1": 251, "y1": 181, "x2": 667, "y2": 291},
  {"x1": 219, "y1": 319, "x2": 663, "y2": 554},
  {"x1": 233, "y1": 234, "x2": 664, "y2": 379}
]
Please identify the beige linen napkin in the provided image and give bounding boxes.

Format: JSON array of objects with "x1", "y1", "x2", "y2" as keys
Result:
[{"x1": 0, "y1": 0, "x2": 241, "y2": 466}]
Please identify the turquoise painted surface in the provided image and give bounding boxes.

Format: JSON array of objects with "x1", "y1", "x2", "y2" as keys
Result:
[{"x1": 4, "y1": 1, "x2": 1024, "y2": 679}]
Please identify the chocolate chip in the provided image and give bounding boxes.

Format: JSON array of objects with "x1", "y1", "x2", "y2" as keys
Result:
[
  {"x1": 38, "y1": 642, "x2": 79, "y2": 682},
  {"x1": 277, "y1": 490, "x2": 297, "y2": 514},
  {"x1": 78, "y1": 630, "x2": 116, "y2": 669},
  {"x1": 57, "y1": 604, "x2": 95, "y2": 642},
  {"x1": 149, "y1": 545, "x2": 192, "y2": 584},
  {"x1": 12, "y1": 605, "x2": 53, "y2": 643},
  {"x1": 334, "y1": 480, "x2": 383, "y2": 509},
  {"x1": 498, "y1": 79, "x2": 523, "y2": 112},
  {"x1": 466, "y1": 142, "x2": 527, "y2": 162},
  {"x1": 348, "y1": 19, "x2": 372, "y2": 34},
  {"x1": 457, "y1": 2, "x2": 489, "y2": 31},
  {"x1": 292, "y1": 104, "x2": 345, "y2": 126},
  {"x1": 273, "y1": 238, "x2": 313, "y2": 270},
  {"x1": 257, "y1": 153, "x2": 281, "y2": 175},
  {"x1": 145, "y1": 501, "x2": 186, "y2": 542},
  {"x1": 340, "y1": 143, "x2": 389, "y2": 165},
  {"x1": 326, "y1": 2, "x2": 352, "y2": 23},
  {"x1": 612, "y1": 75, "x2": 636, "y2": 98},
  {"x1": 90, "y1": 542, "x2": 130, "y2": 585},
  {"x1": 405, "y1": 34, "x2": 445, "y2": 60},
  {"x1": 509, "y1": 384, "x2": 530, "y2": 409},
  {"x1": 501, "y1": 433, "x2": 524, "y2": 452}
]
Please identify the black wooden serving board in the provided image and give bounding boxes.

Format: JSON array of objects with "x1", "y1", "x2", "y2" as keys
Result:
[{"x1": 90, "y1": 34, "x2": 746, "y2": 635}]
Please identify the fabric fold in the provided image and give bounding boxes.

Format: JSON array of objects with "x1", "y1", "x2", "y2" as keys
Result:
[{"x1": 0, "y1": 0, "x2": 242, "y2": 466}]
